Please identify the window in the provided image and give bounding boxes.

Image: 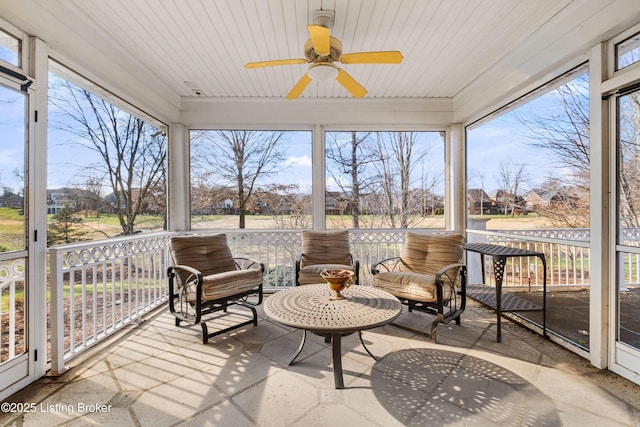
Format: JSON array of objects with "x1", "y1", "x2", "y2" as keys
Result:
[
  {"x1": 616, "y1": 32, "x2": 640, "y2": 71},
  {"x1": 467, "y1": 72, "x2": 590, "y2": 230},
  {"x1": 325, "y1": 131, "x2": 445, "y2": 229},
  {"x1": 189, "y1": 130, "x2": 312, "y2": 229},
  {"x1": 466, "y1": 70, "x2": 590, "y2": 349},
  {"x1": 0, "y1": 82, "x2": 26, "y2": 253},
  {"x1": 47, "y1": 63, "x2": 167, "y2": 243},
  {"x1": 0, "y1": 28, "x2": 20, "y2": 67}
]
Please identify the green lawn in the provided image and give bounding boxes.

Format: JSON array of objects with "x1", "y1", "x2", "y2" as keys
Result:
[{"x1": 2, "y1": 281, "x2": 164, "y2": 312}]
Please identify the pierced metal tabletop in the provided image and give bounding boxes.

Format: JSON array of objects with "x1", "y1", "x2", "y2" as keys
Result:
[
  {"x1": 265, "y1": 284, "x2": 401, "y2": 334},
  {"x1": 264, "y1": 284, "x2": 401, "y2": 389}
]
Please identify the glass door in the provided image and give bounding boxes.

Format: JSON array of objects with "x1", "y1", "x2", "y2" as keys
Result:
[
  {"x1": 613, "y1": 87, "x2": 640, "y2": 383},
  {"x1": 0, "y1": 80, "x2": 29, "y2": 392}
]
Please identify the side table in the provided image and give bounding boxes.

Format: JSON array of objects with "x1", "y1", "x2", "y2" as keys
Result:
[{"x1": 464, "y1": 242, "x2": 547, "y2": 342}]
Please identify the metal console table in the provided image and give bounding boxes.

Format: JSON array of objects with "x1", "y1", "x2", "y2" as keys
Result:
[{"x1": 464, "y1": 242, "x2": 547, "y2": 342}]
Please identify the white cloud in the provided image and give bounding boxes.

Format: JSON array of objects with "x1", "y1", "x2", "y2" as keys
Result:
[{"x1": 283, "y1": 155, "x2": 312, "y2": 168}]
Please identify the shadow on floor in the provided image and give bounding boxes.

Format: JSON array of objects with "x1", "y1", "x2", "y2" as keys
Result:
[{"x1": 371, "y1": 348, "x2": 562, "y2": 425}]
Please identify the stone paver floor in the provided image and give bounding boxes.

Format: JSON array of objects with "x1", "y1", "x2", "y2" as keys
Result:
[{"x1": 2, "y1": 296, "x2": 640, "y2": 426}]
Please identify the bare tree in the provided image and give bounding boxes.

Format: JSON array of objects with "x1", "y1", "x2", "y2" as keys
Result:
[
  {"x1": 517, "y1": 76, "x2": 590, "y2": 175},
  {"x1": 419, "y1": 150, "x2": 441, "y2": 216},
  {"x1": 497, "y1": 161, "x2": 527, "y2": 216},
  {"x1": 618, "y1": 92, "x2": 640, "y2": 228},
  {"x1": 81, "y1": 175, "x2": 105, "y2": 217},
  {"x1": 49, "y1": 78, "x2": 167, "y2": 235},
  {"x1": 326, "y1": 132, "x2": 378, "y2": 228},
  {"x1": 257, "y1": 184, "x2": 312, "y2": 229},
  {"x1": 519, "y1": 76, "x2": 640, "y2": 228},
  {"x1": 372, "y1": 132, "x2": 425, "y2": 228},
  {"x1": 533, "y1": 178, "x2": 590, "y2": 227},
  {"x1": 191, "y1": 130, "x2": 286, "y2": 228},
  {"x1": 514, "y1": 74, "x2": 591, "y2": 225},
  {"x1": 470, "y1": 167, "x2": 487, "y2": 216}
]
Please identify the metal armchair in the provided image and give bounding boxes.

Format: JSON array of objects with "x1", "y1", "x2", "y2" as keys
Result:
[
  {"x1": 371, "y1": 232, "x2": 466, "y2": 342},
  {"x1": 167, "y1": 234, "x2": 264, "y2": 343},
  {"x1": 295, "y1": 230, "x2": 360, "y2": 286}
]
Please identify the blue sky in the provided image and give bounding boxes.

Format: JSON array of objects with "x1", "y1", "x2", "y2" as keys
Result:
[
  {"x1": 467, "y1": 118, "x2": 560, "y2": 193},
  {"x1": 0, "y1": 84, "x2": 25, "y2": 194}
]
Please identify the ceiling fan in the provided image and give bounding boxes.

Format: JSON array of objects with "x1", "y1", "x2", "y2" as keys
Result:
[{"x1": 245, "y1": 10, "x2": 403, "y2": 99}]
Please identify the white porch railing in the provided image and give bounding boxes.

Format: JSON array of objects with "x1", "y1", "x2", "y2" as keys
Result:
[
  {"x1": 466, "y1": 229, "x2": 591, "y2": 288},
  {"x1": 222, "y1": 229, "x2": 409, "y2": 287},
  {"x1": 0, "y1": 256, "x2": 25, "y2": 365},
  {"x1": 47, "y1": 227, "x2": 601, "y2": 372},
  {"x1": 48, "y1": 232, "x2": 170, "y2": 374}
]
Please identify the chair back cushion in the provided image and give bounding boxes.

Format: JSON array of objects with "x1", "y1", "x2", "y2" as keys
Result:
[
  {"x1": 170, "y1": 234, "x2": 237, "y2": 282},
  {"x1": 300, "y1": 230, "x2": 352, "y2": 267},
  {"x1": 399, "y1": 233, "x2": 464, "y2": 275}
]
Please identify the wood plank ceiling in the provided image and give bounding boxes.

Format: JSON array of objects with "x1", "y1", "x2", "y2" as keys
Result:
[
  {"x1": 28, "y1": 0, "x2": 574, "y2": 100},
  {"x1": 4, "y1": 0, "x2": 637, "y2": 106}
]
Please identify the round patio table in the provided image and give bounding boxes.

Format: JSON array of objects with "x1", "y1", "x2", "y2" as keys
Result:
[{"x1": 264, "y1": 284, "x2": 401, "y2": 389}]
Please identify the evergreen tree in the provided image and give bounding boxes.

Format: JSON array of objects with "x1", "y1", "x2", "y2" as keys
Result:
[{"x1": 47, "y1": 206, "x2": 89, "y2": 245}]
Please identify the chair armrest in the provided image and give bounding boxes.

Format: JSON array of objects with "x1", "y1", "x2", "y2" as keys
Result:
[
  {"x1": 434, "y1": 263, "x2": 466, "y2": 285},
  {"x1": 233, "y1": 257, "x2": 265, "y2": 273},
  {"x1": 371, "y1": 257, "x2": 402, "y2": 274},
  {"x1": 433, "y1": 263, "x2": 467, "y2": 322},
  {"x1": 167, "y1": 264, "x2": 204, "y2": 323},
  {"x1": 167, "y1": 264, "x2": 203, "y2": 284}
]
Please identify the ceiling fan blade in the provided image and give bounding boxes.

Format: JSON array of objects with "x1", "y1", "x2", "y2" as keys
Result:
[
  {"x1": 307, "y1": 24, "x2": 330, "y2": 56},
  {"x1": 336, "y1": 69, "x2": 367, "y2": 98},
  {"x1": 286, "y1": 73, "x2": 312, "y2": 99},
  {"x1": 245, "y1": 59, "x2": 308, "y2": 69},
  {"x1": 339, "y1": 51, "x2": 404, "y2": 64}
]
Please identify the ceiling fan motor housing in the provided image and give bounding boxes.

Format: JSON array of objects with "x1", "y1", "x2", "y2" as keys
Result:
[{"x1": 304, "y1": 36, "x2": 342, "y2": 62}]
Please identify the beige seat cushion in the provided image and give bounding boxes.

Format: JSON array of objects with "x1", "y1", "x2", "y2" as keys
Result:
[
  {"x1": 373, "y1": 233, "x2": 464, "y2": 302},
  {"x1": 398, "y1": 233, "x2": 464, "y2": 275},
  {"x1": 299, "y1": 230, "x2": 352, "y2": 268},
  {"x1": 170, "y1": 234, "x2": 262, "y2": 301},
  {"x1": 373, "y1": 271, "x2": 450, "y2": 302},
  {"x1": 170, "y1": 234, "x2": 236, "y2": 281},
  {"x1": 298, "y1": 230, "x2": 355, "y2": 285},
  {"x1": 298, "y1": 263, "x2": 354, "y2": 286}
]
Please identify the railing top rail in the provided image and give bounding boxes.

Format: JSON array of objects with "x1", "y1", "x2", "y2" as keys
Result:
[
  {"x1": 466, "y1": 229, "x2": 590, "y2": 248},
  {"x1": 187, "y1": 228, "x2": 448, "y2": 234},
  {"x1": 48, "y1": 231, "x2": 172, "y2": 254}
]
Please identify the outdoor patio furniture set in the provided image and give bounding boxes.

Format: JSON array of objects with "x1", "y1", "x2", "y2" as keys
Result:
[{"x1": 167, "y1": 230, "x2": 469, "y2": 387}]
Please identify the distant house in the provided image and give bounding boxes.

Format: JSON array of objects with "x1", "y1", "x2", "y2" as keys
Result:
[
  {"x1": 325, "y1": 191, "x2": 351, "y2": 215},
  {"x1": 467, "y1": 189, "x2": 496, "y2": 215},
  {"x1": 0, "y1": 191, "x2": 24, "y2": 209},
  {"x1": 103, "y1": 188, "x2": 166, "y2": 215},
  {"x1": 216, "y1": 199, "x2": 235, "y2": 214},
  {"x1": 47, "y1": 187, "x2": 102, "y2": 214},
  {"x1": 525, "y1": 187, "x2": 584, "y2": 212},
  {"x1": 525, "y1": 189, "x2": 553, "y2": 211},
  {"x1": 494, "y1": 189, "x2": 526, "y2": 215}
]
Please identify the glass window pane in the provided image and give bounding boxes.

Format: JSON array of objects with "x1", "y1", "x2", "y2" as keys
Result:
[
  {"x1": 617, "y1": 90, "x2": 640, "y2": 238},
  {"x1": 0, "y1": 83, "x2": 26, "y2": 253},
  {"x1": 189, "y1": 130, "x2": 312, "y2": 229},
  {"x1": 616, "y1": 33, "x2": 640, "y2": 71},
  {"x1": 48, "y1": 68, "x2": 167, "y2": 243},
  {"x1": 325, "y1": 131, "x2": 445, "y2": 229},
  {"x1": 466, "y1": 71, "x2": 590, "y2": 349},
  {"x1": 0, "y1": 28, "x2": 20, "y2": 67},
  {"x1": 617, "y1": 88, "x2": 640, "y2": 351}
]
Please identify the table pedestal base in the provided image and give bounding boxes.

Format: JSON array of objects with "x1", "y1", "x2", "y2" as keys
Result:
[{"x1": 289, "y1": 330, "x2": 377, "y2": 389}]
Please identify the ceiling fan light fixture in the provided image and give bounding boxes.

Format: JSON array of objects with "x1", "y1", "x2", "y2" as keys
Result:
[{"x1": 308, "y1": 63, "x2": 338, "y2": 82}]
